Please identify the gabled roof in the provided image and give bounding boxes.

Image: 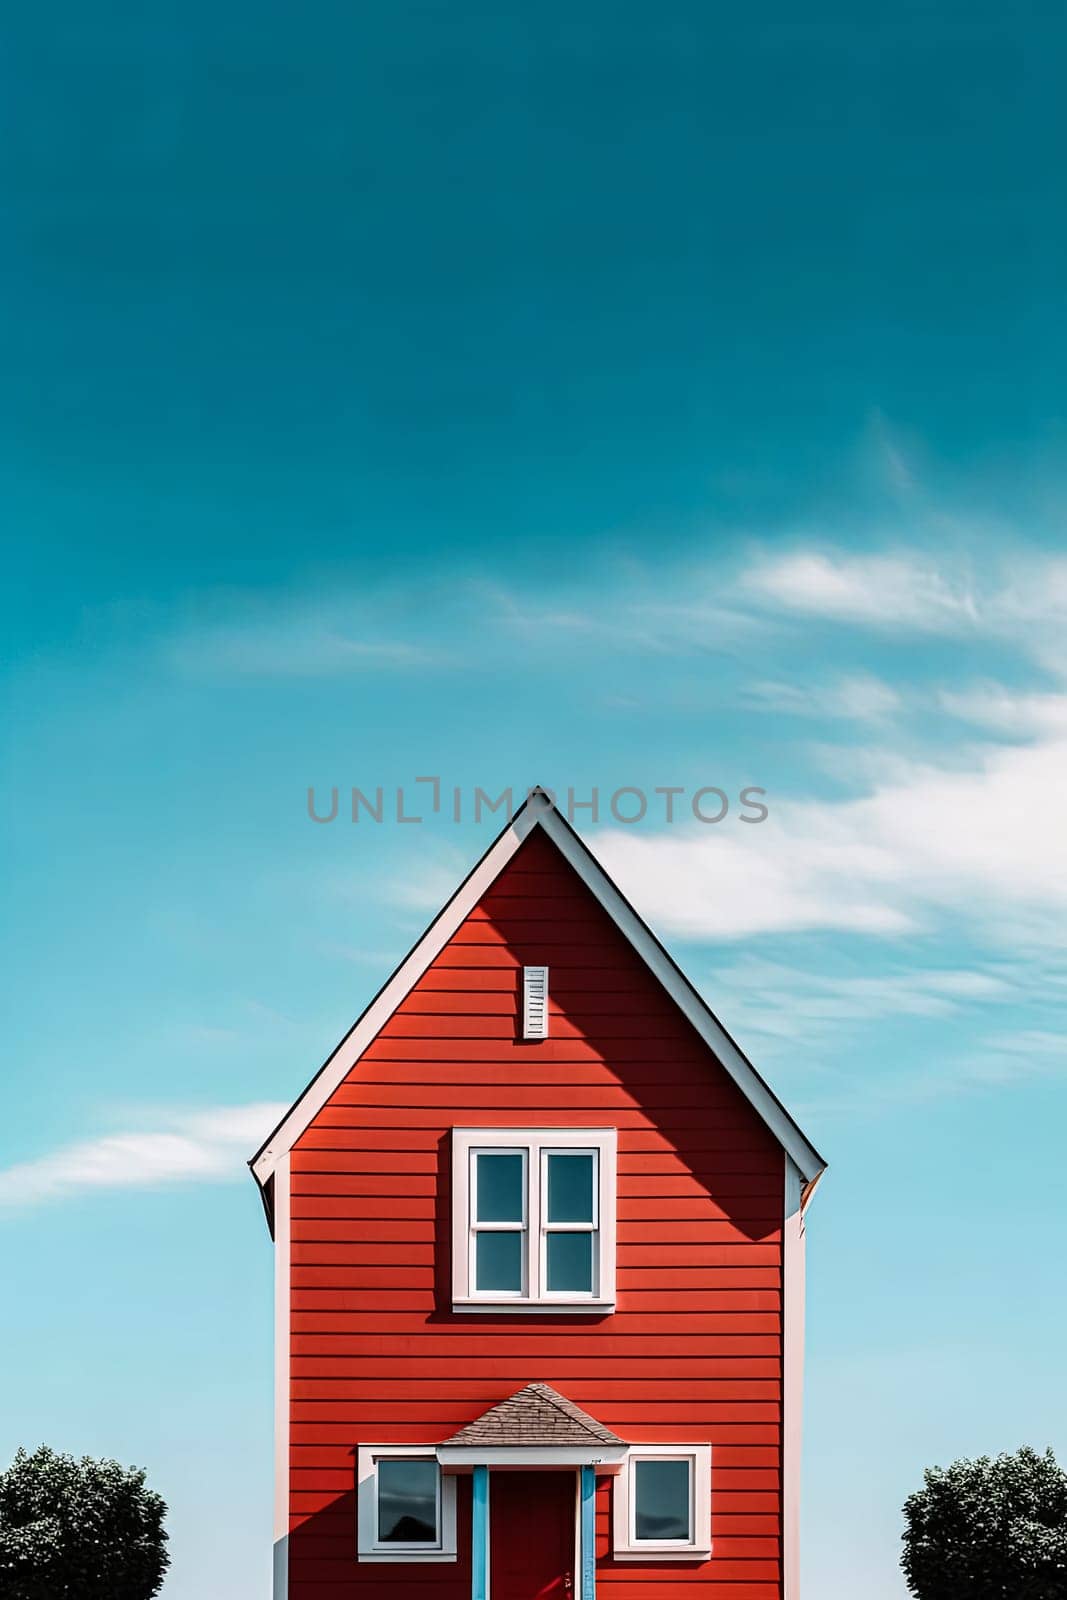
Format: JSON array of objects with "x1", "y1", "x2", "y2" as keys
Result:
[
  {"x1": 440, "y1": 1383, "x2": 626, "y2": 1450},
  {"x1": 250, "y1": 789, "x2": 826, "y2": 1220}
]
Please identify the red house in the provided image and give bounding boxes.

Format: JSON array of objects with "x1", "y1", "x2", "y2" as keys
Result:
[{"x1": 251, "y1": 791, "x2": 825, "y2": 1600}]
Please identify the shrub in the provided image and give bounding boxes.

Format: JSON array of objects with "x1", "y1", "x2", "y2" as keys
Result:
[
  {"x1": 902, "y1": 1445, "x2": 1067, "y2": 1600},
  {"x1": 0, "y1": 1445, "x2": 168, "y2": 1599}
]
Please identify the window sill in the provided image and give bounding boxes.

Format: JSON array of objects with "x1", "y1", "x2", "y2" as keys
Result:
[
  {"x1": 451, "y1": 1298, "x2": 615, "y2": 1316},
  {"x1": 612, "y1": 1549, "x2": 712, "y2": 1563},
  {"x1": 359, "y1": 1551, "x2": 457, "y2": 1564}
]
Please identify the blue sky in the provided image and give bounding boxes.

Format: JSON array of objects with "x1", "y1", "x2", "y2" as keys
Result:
[{"x1": 2, "y1": 3, "x2": 1066, "y2": 1596}]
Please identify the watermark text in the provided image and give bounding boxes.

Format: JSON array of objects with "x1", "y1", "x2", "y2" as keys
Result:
[{"x1": 306, "y1": 780, "x2": 768, "y2": 826}]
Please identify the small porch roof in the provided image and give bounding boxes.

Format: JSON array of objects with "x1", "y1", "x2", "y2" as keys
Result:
[{"x1": 436, "y1": 1383, "x2": 629, "y2": 1470}]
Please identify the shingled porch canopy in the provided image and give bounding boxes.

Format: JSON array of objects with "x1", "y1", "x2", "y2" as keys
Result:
[
  {"x1": 436, "y1": 1384, "x2": 628, "y2": 1600},
  {"x1": 437, "y1": 1382, "x2": 628, "y2": 1467}
]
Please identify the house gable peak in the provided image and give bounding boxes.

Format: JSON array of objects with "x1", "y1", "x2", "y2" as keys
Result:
[{"x1": 249, "y1": 787, "x2": 826, "y2": 1221}]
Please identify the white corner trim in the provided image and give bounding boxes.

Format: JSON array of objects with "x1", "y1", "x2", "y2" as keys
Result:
[
  {"x1": 273, "y1": 1155, "x2": 291, "y2": 1599},
  {"x1": 782, "y1": 1154, "x2": 807, "y2": 1600},
  {"x1": 356, "y1": 1446, "x2": 457, "y2": 1562},
  {"x1": 612, "y1": 1444, "x2": 712, "y2": 1561},
  {"x1": 250, "y1": 794, "x2": 825, "y2": 1188}
]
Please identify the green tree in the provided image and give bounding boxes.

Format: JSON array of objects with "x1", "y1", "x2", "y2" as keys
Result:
[
  {"x1": 0, "y1": 1446, "x2": 168, "y2": 1600},
  {"x1": 902, "y1": 1446, "x2": 1067, "y2": 1600}
]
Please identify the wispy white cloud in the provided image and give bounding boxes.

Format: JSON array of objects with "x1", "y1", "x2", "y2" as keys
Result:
[
  {"x1": 939, "y1": 686, "x2": 1067, "y2": 737},
  {"x1": 157, "y1": 528, "x2": 1067, "y2": 691},
  {"x1": 595, "y1": 727, "x2": 1067, "y2": 943},
  {"x1": 480, "y1": 574, "x2": 769, "y2": 657},
  {"x1": 740, "y1": 549, "x2": 979, "y2": 631},
  {"x1": 0, "y1": 1102, "x2": 286, "y2": 1211},
  {"x1": 737, "y1": 545, "x2": 1067, "y2": 680},
  {"x1": 701, "y1": 956, "x2": 1023, "y2": 1108},
  {"x1": 168, "y1": 561, "x2": 777, "y2": 685},
  {"x1": 709, "y1": 956, "x2": 1014, "y2": 1046},
  {"x1": 728, "y1": 996, "x2": 1065, "y2": 1115},
  {"x1": 936, "y1": 1032, "x2": 1067, "y2": 1091},
  {"x1": 746, "y1": 672, "x2": 901, "y2": 723},
  {"x1": 980, "y1": 1028, "x2": 1067, "y2": 1059}
]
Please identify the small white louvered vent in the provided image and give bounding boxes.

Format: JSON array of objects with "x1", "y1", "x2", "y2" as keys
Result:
[{"x1": 522, "y1": 965, "x2": 549, "y2": 1040}]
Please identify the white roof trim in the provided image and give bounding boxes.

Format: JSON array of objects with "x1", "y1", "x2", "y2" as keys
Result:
[
  {"x1": 250, "y1": 792, "x2": 825, "y2": 1189},
  {"x1": 437, "y1": 1444, "x2": 628, "y2": 1470}
]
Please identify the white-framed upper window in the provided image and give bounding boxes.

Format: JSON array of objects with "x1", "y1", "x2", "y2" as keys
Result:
[
  {"x1": 452, "y1": 1127, "x2": 617, "y2": 1313},
  {"x1": 612, "y1": 1445, "x2": 712, "y2": 1561},
  {"x1": 356, "y1": 1446, "x2": 457, "y2": 1562}
]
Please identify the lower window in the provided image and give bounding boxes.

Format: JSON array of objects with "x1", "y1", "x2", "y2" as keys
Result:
[
  {"x1": 612, "y1": 1445, "x2": 712, "y2": 1561},
  {"x1": 356, "y1": 1447, "x2": 457, "y2": 1562}
]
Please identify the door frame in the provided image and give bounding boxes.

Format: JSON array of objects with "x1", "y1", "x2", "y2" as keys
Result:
[{"x1": 465, "y1": 1462, "x2": 601, "y2": 1600}]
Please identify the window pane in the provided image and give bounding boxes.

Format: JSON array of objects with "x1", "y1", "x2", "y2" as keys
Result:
[
  {"x1": 378, "y1": 1459, "x2": 438, "y2": 1543},
  {"x1": 475, "y1": 1153, "x2": 524, "y2": 1222},
  {"x1": 546, "y1": 1230, "x2": 593, "y2": 1293},
  {"x1": 634, "y1": 1459, "x2": 691, "y2": 1542},
  {"x1": 546, "y1": 1152, "x2": 594, "y2": 1223},
  {"x1": 476, "y1": 1229, "x2": 523, "y2": 1292}
]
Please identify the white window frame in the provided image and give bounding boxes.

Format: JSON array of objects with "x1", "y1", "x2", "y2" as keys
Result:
[
  {"x1": 356, "y1": 1446, "x2": 457, "y2": 1563},
  {"x1": 612, "y1": 1444, "x2": 712, "y2": 1562},
  {"x1": 452, "y1": 1127, "x2": 616, "y2": 1313}
]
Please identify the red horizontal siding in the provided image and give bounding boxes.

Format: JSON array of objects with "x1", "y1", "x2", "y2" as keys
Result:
[
  {"x1": 287, "y1": 1433, "x2": 780, "y2": 1459},
  {"x1": 293, "y1": 1133, "x2": 773, "y2": 1158},
  {"x1": 290, "y1": 1403, "x2": 781, "y2": 1428},
  {"x1": 291, "y1": 1170, "x2": 780, "y2": 1198},
  {"x1": 290, "y1": 1329, "x2": 782, "y2": 1356},
  {"x1": 288, "y1": 827, "x2": 783, "y2": 1598},
  {"x1": 292, "y1": 1198, "x2": 778, "y2": 1224},
  {"x1": 288, "y1": 1305, "x2": 780, "y2": 1332},
  {"x1": 291, "y1": 1276, "x2": 780, "y2": 1312}
]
